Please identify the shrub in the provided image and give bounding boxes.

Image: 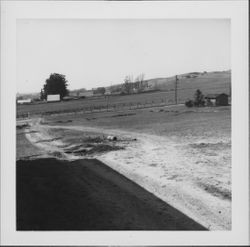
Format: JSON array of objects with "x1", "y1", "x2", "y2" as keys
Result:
[
  {"x1": 185, "y1": 99, "x2": 194, "y2": 107},
  {"x1": 193, "y1": 89, "x2": 205, "y2": 107}
]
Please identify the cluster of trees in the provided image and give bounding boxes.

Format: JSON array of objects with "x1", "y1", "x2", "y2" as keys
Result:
[
  {"x1": 40, "y1": 73, "x2": 69, "y2": 100},
  {"x1": 93, "y1": 87, "x2": 106, "y2": 95},
  {"x1": 185, "y1": 89, "x2": 205, "y2": 107},
  {"x1": 122, "y1": 73, "x2": 145, "y2": 94},
  {"x1": 39, "y1": 72, "x2": 146, "y2": 100}
]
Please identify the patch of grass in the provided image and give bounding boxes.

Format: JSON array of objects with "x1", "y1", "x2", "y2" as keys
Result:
[
  {"x1": 86, "y1": 117, "x2": 96, "y2": 121},
  {"x1": 198, "y1": 182, "x2": 231, "y2": 200},
  {"x1": 55, "y1": 119, "x2": 72, "y2": 124},
  {"x1": 110, "y1": 113, "x2": 136, "y2": 118},
  {"x1": 83, "y1": 136, "x2": 105, "y2": 143},
  {"x1": 190, "y1": 142, "x2": 231, "y2": 150}
]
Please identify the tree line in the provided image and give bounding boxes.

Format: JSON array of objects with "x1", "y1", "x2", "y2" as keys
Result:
[{"x1": 40, "y1": 73, "x2": 146, "y2": 100}]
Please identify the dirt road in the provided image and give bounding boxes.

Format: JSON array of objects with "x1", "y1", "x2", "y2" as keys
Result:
[{"x1": 21, "y1": 118, "x2": 231, "y2": 230}]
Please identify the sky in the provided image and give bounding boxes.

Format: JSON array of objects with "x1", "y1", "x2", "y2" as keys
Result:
[{"x1": 17, "y1": 19, "x2": 230, "y2": 94}]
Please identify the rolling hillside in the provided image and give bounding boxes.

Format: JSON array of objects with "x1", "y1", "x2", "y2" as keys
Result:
[
  {"x1": 146, "y1": 70, "x2": 231, "y2": 93},
  {"x1": 17, "y1": 70, "x2": 231, "y2": 99}
]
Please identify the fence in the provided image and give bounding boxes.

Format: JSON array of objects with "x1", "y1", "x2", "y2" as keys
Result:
[
  {"x1": 16, "y1": 98, "x2": 180, "y2": 119},
  {"x1": 16, "y1": 83, "x2": 230, "y2": 119}
]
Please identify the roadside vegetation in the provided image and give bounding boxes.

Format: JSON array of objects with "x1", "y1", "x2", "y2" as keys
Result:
[{"x1": 185, "y1": 89, "x2": 205, "y2": 107}]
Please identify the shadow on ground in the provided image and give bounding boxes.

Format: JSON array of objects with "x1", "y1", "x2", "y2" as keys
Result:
[{"x1": 16, "y1": 158, "x2": 207, "y2": 231}]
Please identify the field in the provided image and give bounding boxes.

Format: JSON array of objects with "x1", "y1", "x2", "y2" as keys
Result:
[
  {"x1": 17, "y1": 71, "x2": 231, "y2": 117},
  {"x1": 17, "y1": 102, "x2": 231, "y2": 230}
]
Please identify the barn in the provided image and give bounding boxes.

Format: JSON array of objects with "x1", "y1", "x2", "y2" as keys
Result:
[
  {"x1": 47, "y1": 94, "x2": 60, "y2": 102},
  {"x1": 17, "y1": 99, "x2": 32, "y2": 104},
  {"x1": 205, "y1": 93, "x2": 229, "y2": 106}
]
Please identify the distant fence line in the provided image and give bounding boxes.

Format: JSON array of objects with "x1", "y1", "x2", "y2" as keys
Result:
[
  {"x1": 16, "y1": 83, "x2": 230, "y2": 119},
  {"x1": 16, "y1": 98, "x2": 181, "y2": 119}
]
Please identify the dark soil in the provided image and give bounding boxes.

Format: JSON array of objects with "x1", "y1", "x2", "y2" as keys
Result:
[
  {"x1": 190, "y1": 142, "x2": 230, "y2": 149},
  {"x1": 110, "y1": 113, "x2": 136, "y2": 118},
  {"x1": 35, "y1": 137, "x2": 62, "y2": 143},
  {"x1": 16, "y1": 123, "x2": 30, "y2": 129},
  {"x1": 16, "y1": 158, "x2": 207, "y2": 231},
  {"x1": 55, "y1": 120, "x2": 72, "y2": 123},
  {"x1": 198, "y1": 182, "x2": 231, "y2": 200},
  {"x1": 64, "y1": 143, "x2": 123, "y2": 156}
]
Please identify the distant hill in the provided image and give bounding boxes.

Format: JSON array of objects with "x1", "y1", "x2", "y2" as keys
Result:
[
  {"x1": 17, "y1": 70, "x2": 231, "y2": 99},
  {"x1": 103, "y1": 70, "x2": 231, "y2": 95},
  {"x1": 145, "y1": 70, "x2": 231, "y2": 92}
]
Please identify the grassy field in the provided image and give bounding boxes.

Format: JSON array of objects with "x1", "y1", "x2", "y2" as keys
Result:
[
  {"x1": 45, "y1": 105, "x2": 231, "y2": 140},
  {"x1": 17, "y1": 71, "x2": 230, "y2": 117}
]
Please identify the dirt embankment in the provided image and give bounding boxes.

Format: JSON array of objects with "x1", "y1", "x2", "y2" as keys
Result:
[
  {"x1": 43, "y1": 123, "x2": 231, "y2": 230},
  {"x1": 16, "y1": 158, "x2": 206, "y2": 230},
  {"x1": 17, "y1": 117, "x2": 231, "y2": 230}
]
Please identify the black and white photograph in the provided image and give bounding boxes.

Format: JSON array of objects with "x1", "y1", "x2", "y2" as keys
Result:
[
  {"x1": 16, "y1": 18, "x2": 231, "y2": 231},
  {"x1": 1, "y1": 0, "x2": 249, "y2": 246}
]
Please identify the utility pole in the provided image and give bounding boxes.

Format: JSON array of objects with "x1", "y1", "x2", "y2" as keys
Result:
[
  {"x1": 175, "y1": 75, "x2": 179, "y2": 105},
  {"x1": 229, "y1": 83, "x2": 231, "y2": 105}
]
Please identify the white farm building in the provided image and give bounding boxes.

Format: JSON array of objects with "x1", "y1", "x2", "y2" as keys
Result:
[
  {"x1": 47, "y1": 94, "x2": 60, "y2": 102},
  {"x1": 17, "y1": 99, "x2": 32, "y2": 104}
]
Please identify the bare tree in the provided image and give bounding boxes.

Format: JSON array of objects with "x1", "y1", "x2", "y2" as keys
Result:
[
  {"x1": 135, "y1": 73, "x2": 145, "y2": 92},
  {"x1": 123, "y1": 75, "x2": 133, "y2": 94}
]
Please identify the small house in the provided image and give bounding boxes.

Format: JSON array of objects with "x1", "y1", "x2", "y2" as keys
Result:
[
  {"x1": 17, "y1": 99, "x2": 32, "y2": 104},
  {"x1": 47, "y1": 94, "x2": 60, "y2": 102},
  {"x1": 205, "y1": 93, "x2": 229, "y2": 106}
]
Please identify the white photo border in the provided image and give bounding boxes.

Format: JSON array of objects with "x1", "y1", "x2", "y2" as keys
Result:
[{"x1": 1, "y1": 0, "x2": 249, "y2": 245}]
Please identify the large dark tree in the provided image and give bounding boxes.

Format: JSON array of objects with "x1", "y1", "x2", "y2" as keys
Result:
[{"x1": 41, "y1": 73, "x2": 69, "y2": 100}]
